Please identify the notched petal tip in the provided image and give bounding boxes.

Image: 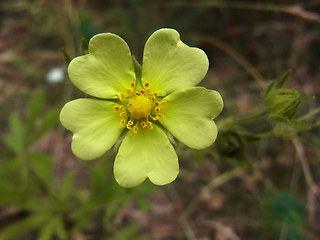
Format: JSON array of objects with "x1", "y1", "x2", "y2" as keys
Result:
[{"x1": 142, "y1": 28, "x2": 209, "y2": 96}]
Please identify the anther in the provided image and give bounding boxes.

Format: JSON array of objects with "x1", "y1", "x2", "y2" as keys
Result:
[
  {"x1": 140, "y1": 89, "x2": 146, "y2": 94},
  {"x1": 120, "y1": 119, "x2": 126, "y2": 126},
  {"x1": 135, "y1": 91, "x2": 141, "y2": 96},
  {"x1": 152, "y1": 116, "x2": 159, "y2": 121},
  {"x1": 119, "y1": 112, "x2": 126, "y2": 117},
  {"x1": 120, "y1": 93, "x2": 125, "y2": 102},
  {"x1": 141, "y1": 121, "x2": 147, "y2": 128},
  {"x1": 113, "y1": 106, "x2": 120, "y2": 111},
  {"x1": 155, "y1": 101, "x2": 160, "y2": 106},
  {"x1": 126, "y1": 123, "x2": 132, "y2": 130},
  {"x1": 147, "y1": 122, "x2": 153, "y2": 129},
  {"x1": 160, "y1": 100, "x2": 167, "y2": 106},
  {"x1": 128, "y1": 120, "x2": 134, "y2": 126},
  {"x1": 127, "y1": 89, "x2": 132, "y2": 95},
  {"x1": 144, "y1": 82, "x2": 150, "y2": 88},
  {"x1": 152, "y1": 92, "x2": 158, "y2": 100},
  {"x1": 157, "y1": 113, "x2": 164, "y2": 119},
  {"x1": 133, "y1": 125, "x2": 139, "y2": 134},
  {"x1": 155, "y1": 107, "x2": 160, "y2": 112},
  {"x1": 131, "y1": 82, "x2": 135, "y2": 88}
]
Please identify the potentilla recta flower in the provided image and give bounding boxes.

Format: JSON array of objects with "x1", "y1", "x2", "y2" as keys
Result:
[{"x1": 60, "y1": 28, "x2": 223, "y2": 187}]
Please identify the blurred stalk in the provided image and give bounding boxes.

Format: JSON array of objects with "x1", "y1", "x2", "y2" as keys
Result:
[
  {"x1": 199, "y1": 35, "x2": 267, "y2": 89},
  {"x1": 164, "y1": 1, "x2": 320, "y2": 24}
]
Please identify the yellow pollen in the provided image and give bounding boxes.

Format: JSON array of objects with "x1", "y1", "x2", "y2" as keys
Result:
[
  {"x1": 119, "y1": 112, "x2": 126, "y2": 117},
  {"x1": 120, "y1": 93, "x2": 125, "y2": 102},
  {"x1": 120, "y1": 119, "x2": 126, "y2": 125},
  {"x1": 128, "y1": 96, "x2": 152, "y2": 120},
  {"x1": 127, "y1": 89, "x2": 132, "y2": 95},
  {"x1": 155, "y1": 107, "x2": 160, "y2": 112},
  {"x1": 147, "y1": 122, "x2": 153, "y2": 129},
  {"x1": 135, "y1": 91, "x2": 141, "y2": 96},
  {"x1": 160, "y1": 100, "x2": 167, "y2": 106},
  {"x1": 141, "y1": 121, "x2": 147, "y2": 128},
  {"x1": 128, "y1": 120, "x2": 134, "y2": 126},
  {"x1": 133, "y1": 125, "x2": 139, "y2": 134}
]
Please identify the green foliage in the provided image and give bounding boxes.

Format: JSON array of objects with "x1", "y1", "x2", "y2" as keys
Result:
[
  {"x1": 267, "y1": 192, "x2": 306, "y2": 226},
  {"x1": 1, "y1": 90, "x2": 156, "y2": 240}
]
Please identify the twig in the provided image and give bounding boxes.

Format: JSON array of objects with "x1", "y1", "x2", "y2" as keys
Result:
[
  {"x1": 200, "y1": 220, "x2": 242, "y2": 240},
  {"x1": 162, "y1": 2, "x2": 320, "y2": 24},
  {"x1": 200, "y1": 35, "x2": 267, "y2": 89},
  {"x1": 166, "y1": 186, "x2": 198, "y2": 240},
  {"x1": 292, "y1": 139, "x2": 314, "y2": 187},
  {"x1": 207, "y1": 167, "x2": 245, "y2": 190}
]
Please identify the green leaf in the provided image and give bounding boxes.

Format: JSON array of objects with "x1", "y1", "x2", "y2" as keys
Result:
[
  {"x1": 275, "y1": 69, "x2": 292, "y2": 89},
  {"x1": 29, "y1": 152, "x2": 53, "y2": 190},
  {"x1": 26, "y1": 90, "x2": 45, "y2": 134},
  {"x1": 61, "y1": 48, "x2": 71, "y2": 66},
  {"x1": 31, "y1": 108, "x2": 60, "y2": 144},
  {"x1": 0, "y1": 215, "x2": 46, "y2": 240},
  {"x1": 267, "y1": 192, "x2": 306, "y2": 226},
  {"x1": 58, "y1": 171, "x2": 75, "y2": 200},
  {"x1": 3, "y1": 112, "x2": 25, "y2": 153},
  {"x1": 37, "y1": 216, "x2": 67, "y2": 240}
]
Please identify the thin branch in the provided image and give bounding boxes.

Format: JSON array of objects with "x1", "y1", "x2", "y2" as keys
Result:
[
  {"x1": 200, "y1": 35, "x2": 267, "y2": 89},
  {"x1": 166, "y1": 186, "x2": 198, "y2": 240},
  {"x1": 163, "y1": 2, "x2": 320, "y2": 24},
  {"x1": 292, "y1": 139, "x2": 314, "y2": 187}
]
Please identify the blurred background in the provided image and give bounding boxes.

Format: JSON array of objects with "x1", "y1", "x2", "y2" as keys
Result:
[{"x1": 1, "y1": 0, "x2": 320, "y2": 239}]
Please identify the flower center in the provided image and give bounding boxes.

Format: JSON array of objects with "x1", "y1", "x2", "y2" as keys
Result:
[
  {"x1": 128, "y1": 96, "x2": 152, "y2": 120},
  {"x1": 112, "y1": 81, "x2": 167, "y2": 134}
]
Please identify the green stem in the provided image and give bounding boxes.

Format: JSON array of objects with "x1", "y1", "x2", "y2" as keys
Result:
[{"x1": 232, "y1": 110, "x2": 268, "y2": 126}]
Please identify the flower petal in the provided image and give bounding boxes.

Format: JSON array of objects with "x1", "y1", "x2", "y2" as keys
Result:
[
  {"x1": 159, "y1": 87, "x2": 223, "y2": 149},
  {"x1": 141, "y1": 28, "x2": 209, "y2": 96},
  {"x1": 68, "y1": 33, "x2": 136, "y2": 99},
  {"x1": 114, "y1": 125, "x2": 179, "y2": 187},
  {"x1": 60, "y1": 99, "x2": 125, "y2": 160}
]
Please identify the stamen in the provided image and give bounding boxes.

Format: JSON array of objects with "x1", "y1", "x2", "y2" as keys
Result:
[
  {"x1": 147, "y1": 122, "x2": 153, "y2": 129},
  {"x1": 160, "y1": 100, "x2": 167, "y2": 106},
  {"x1": 128, "y1": 120, "x2": 134, "y2": 126},
  {"x1": 152, "y1": 92, "x2": 158, "y2": 101},
  {"x1": 152, "y1": 116, "x2": 159, "y2": 121},
  {"x1": 119, "y1": 112, "x2": 126, "y2": 117},
  {"x1": 140, "y1": 89, "x2": 146, "y2": 94},
  {"x1": 144, "y1": 82, "x2": 150, "y2": 88},
  {"x1": 157, "y1": 113, "x2": 164, "y2": 119},
  {"x1": 155, "y1": 107, "x2": 160, "y2": 112},
  {"x1": 131, "y1": 82, "x2": 135, "y2": 88},
  {"x1": 126, "y1": 123, "x2": 132, "y2": 130},
  {"x1": 120, "y1": 93, "x2": 125, "y2": 102},
  {"x1": 133, "y1": 125, "x2": 139, "y2": 134},
  {"x1": 127, "y1": 89, "x2": 133, "y2": 95},
  {"x1": 113, "y1": 106, "x2": 120, "y2": 111},
  {"x1": 135, "y1": 91, "x2": 141, "y2": 96},
  {"x1": 155, "y1": 101, "x2": 160, "y2": 106},
  {"x1": 141, "y1": 121, "x2": 147, "y2": 128},
  {"x1": 120, "y1": 119, "x2": 126, "y2": 126}
]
